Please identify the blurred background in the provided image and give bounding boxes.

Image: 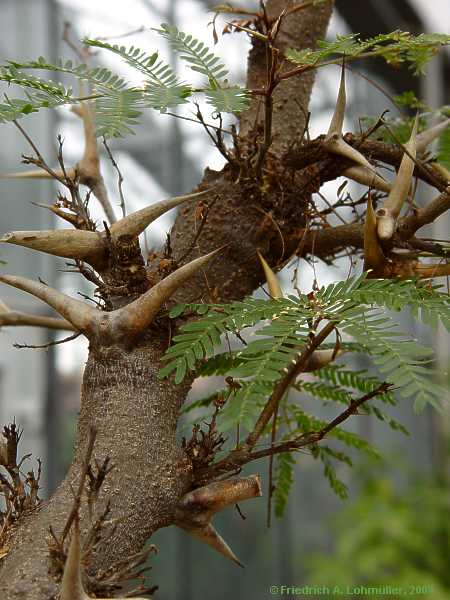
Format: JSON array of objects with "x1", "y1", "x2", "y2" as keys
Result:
[{"x1": 0, "y1": 1, "x2": 449, "y2": 598}]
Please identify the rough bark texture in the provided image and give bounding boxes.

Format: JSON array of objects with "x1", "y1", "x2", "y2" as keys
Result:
[
  {"x1": 239, "y1": 0, "x2": 335, "y2": 156},
  {"x1": 0, "y1": 2, "x2": 334, "y2": 597}
]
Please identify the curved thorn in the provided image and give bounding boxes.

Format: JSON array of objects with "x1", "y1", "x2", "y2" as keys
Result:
[
  {"x1": 364, "y1": 195, "x2": 385, "y2": 273},
  {"x1": 0, "y1": 275, "x2": 99, "y2": 335},
  {"x1": 257, "y1": 252, "x2": 284, "y2": 299},
  {"x1": 179, "y1": 522, "x2": 244, "y2": 568},
  {"x1": 109, "y1": 190, "x2": 212, "y2": 239},
  {"x1": 0, "y1": 311, "x2": 76, "y2": 331},
  {"x1": 343, "y1": 166, "x2": 392, "y2": 193},
  {"x1": 175, "y1": 475, "x2": 261, "y2": 567},
  {"x1": 327, "y1": 63, "x2": 346, "y2": 137},
  {"x1": 1, "y1": 230, "x2": 103, "y2": 261},
  {"x1": 416, "y1": 118, "x2": 450, "y2": 154},
  {"x1": 112, "y1": 249, "x2": 221, "y2": 339},
  {"x1": 379, "y1": 114, "x2": 418, "y2": 239}
]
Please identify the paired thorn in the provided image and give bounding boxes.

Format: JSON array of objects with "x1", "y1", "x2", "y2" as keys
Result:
[
  {"x1": 110, "y1": 249, "x2": 220, "y2": 340},
  {"x1": 326, "y1": 64, "x2": 346, "y2": 138},
  {"x1": 324, "y1": 64, "x2": 380, "y2": 177},
  {"x1": 109, "y1": 190, "x2": 212, "y2": 239},
  {"x1": 1, "y1": 190, "x2": 214, "y2": 265},
  {"x1": 175, "y1": 475, "x2": 262, "y2": 567},
  {"x1": 257, "y1": 252, "x2": 284, "y2": 299},
  {"x1": 377, "y1": 114, "x2": 418, "y2": 240},
  {"x1": 0, "y1": 249, "x2": 219, "y2": 343}
]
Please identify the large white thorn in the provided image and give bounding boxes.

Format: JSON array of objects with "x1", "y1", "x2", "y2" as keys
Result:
[
  {"x1": 109, "y1": 190, "x2": 212, "y2": 238},
  {"x1": 326, "y1": 63, "x2": 346, "y2": 137},
  {"x1": 343, "y1": 166, "x2": 392, "y2": 193},
  {"x1": 0, "y1": 275, "x2": 99, "y2": 336},
  {"x1": 377, "y1": 114, "x2": 418, "y2": 240},
  {"x1": 0, "y1": 310, "x2": 76, "y2": 331},
  {"x1": 257, "y1": 251, "x2": 284, "y2": 299},
  {"x1": 324, "y1": 63, "x2": 381, "y2": 178},
  {"x1": 175, "y1": 475, "x2": 261, "y2": 567},
  {"x1": 416, "y1": 118, "x2": 450, "y2": 154},
  {"x1": 111, "y1": 249, "x2": 221, "y2": 339},
  {"x1": 179, "y1": 522, "x2": 244, "y2": 568},
  {"x1": 0, "y1": 230, "x2": 103, "y2": 261}
]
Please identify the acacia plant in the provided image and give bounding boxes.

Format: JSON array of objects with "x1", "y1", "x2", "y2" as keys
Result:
[{"x1": 1, "y1": 1, "x2": 450, "y2": 597}]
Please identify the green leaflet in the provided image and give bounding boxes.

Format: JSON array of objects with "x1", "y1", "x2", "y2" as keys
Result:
[
  {"x1": 84, "y1": 39, "x2": 192, "y2": 113},
  {"x1": 154, "y1": 24, "x2": 230, "y2": 86},
  {"x1": 161, "y1": 276, "x2": 449, "y2": 416},
  {"x1": 159, "y1": 297, "x2": 314, "y2": 384},
  {"x1": 154, "y1": 24, "x2": 249, "y2": 113},
  {"x1": 273, "y1": 453, "x2": 296, "y2": 518},
  {"x1": 285, "y1": 31, "x2": 450, "y2": 75}
]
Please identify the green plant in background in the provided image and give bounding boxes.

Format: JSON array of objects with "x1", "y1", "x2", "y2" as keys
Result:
[{"x1": 305, "y1": 459, "x2": 450, "y2": 599}]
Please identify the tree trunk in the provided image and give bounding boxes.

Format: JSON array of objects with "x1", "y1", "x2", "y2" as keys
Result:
[{"x1": 0, "y1": 2, "x2": 334, "y2": 597}]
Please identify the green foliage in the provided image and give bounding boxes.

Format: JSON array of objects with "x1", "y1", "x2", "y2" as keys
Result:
[
  {"x1": 0, "y1": 26, "x2": 248, "y2": 136},
  {"x1": 169, "y1": 276, "x2": 445, "y2": 518},
  {"x1": 273, "y1": 452, "x2": 296, "y2": 518},
  {"x1": 0, "y1": 56, "x2": 140, "y2": 136},
  {"x1": 0, "y1": 63, "x2": 73, "y2": 124},
  {"x1": 84, "y1": 39, "x2": 192, "y2": 113},
  {"x1": 285, "y1": 31, "x2": 450, "y2": 74},
  {"x1": 306, "y1": 464, "x2": 450, "y2": 598},
  {"x1": 155, "y1": 24, "x2": 229, "y2": 85},
  {"x1": 158, "y1": 296, "x2": 312, "y2": 384},
  {"x1": 161, "y1": 276, "x2": 449, "y2": 421},
  {"x1": 310, "y1": 366, "x2": 409, "y2": 435},
  {"x1": 154, "y1": 24, "x2": 249, "y2": 112}
]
